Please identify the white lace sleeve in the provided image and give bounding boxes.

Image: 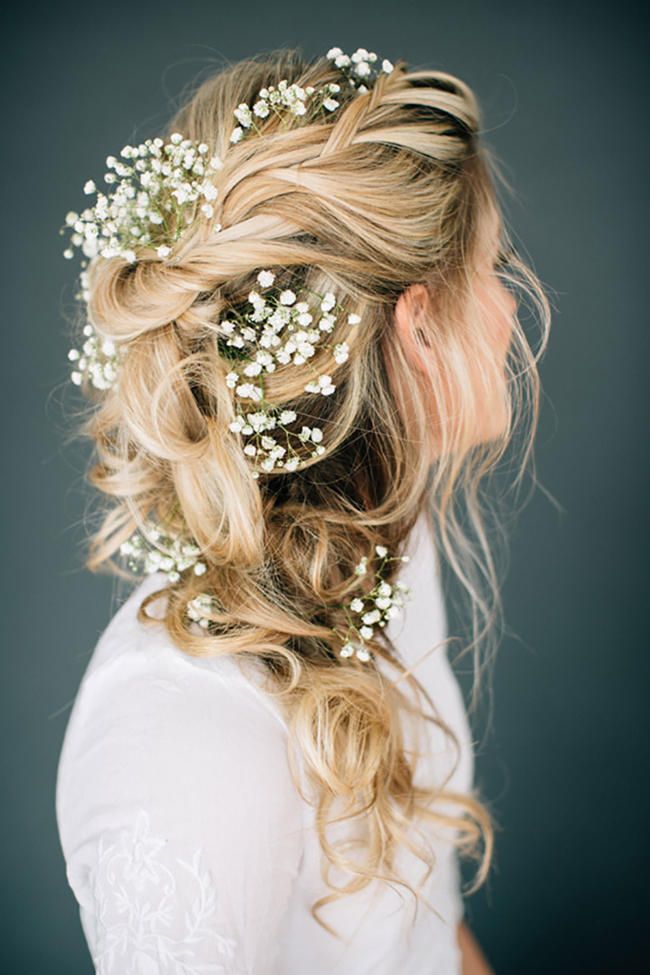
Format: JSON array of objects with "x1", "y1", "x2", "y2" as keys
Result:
[{"x1": 56, "y1": 650, "x2": 306, "y2": 975}]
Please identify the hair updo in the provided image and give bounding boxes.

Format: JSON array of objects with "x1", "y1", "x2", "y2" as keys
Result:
[{"x1": 69, "y1": 45, "x2": 550, "y2": 935}]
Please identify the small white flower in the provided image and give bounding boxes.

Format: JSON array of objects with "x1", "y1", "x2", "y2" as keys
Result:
[
  {"x1": 243, "y1": 361, "x2": 263, "y2": 377},
  {"x1": 362, "y1": 609, "x2": 381, "y2": 625},
  {"x1": 235, "y1": 382, "x2": 263, "y2": 401},
  {"x1": 156, "y1": 245, "x2": 171, "y2": 258},
  {"x1": 375, "y1": 545, "x2": 388, "y2": 557},
  {"x1": 253, "y1": 100, "x2": 270, "y2": 118},
  {"x1": 257, "y1": 269, "x2": 275, "y2": 288},
  {"x1": 333, "y1": 342, "x2": 349, "y2": 364},
  {"x1": 119, "y1": 522, "x2": 207, "y2": 583},
  {"x1": 279, "y1": 289, "x2": 296, "y2": 305},
  {"x1": 347, "y1": 313, "x2": 361, "y2": 325},
  {"x1": 83, "y1": 180, "x2": 96, "y2": 194}
]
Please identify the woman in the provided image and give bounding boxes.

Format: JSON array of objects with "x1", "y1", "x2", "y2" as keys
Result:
[{"x1": 56, "y1": 45, "x2": 550, "y2": 974}]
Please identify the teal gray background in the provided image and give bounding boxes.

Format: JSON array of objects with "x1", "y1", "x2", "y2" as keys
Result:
[{"x1": 2, "y1": 0, "x2": 647, "y2": 971}]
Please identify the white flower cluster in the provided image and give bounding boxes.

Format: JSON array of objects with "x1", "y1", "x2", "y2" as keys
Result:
[
  {"x1": 326, "y1": 47, "x2": 395, "y2": 94},
  {"x1": 230, "y1": 79, "x2": 342, "y2": 144},
  {"x1": 119, "y1": 521, "x2": 208, "y2": 583},
  {"x1": 67, "y1": 321, "x2": 127, "y2": 390},
  {"x1": 338, "y1": 544, "x2": 412, "y2": 662},
  {"x1": 184, "y1": 543, "x2": 411, "y2": 665},
  {"x1": 229, "y1": 45, "x2": 395, "y2": 145},
  {"x1": 221, "y1": 268, "x2": 361, "y2": 477},
  {"x1": 60, "y1": 133, "x2": 223, "y2": 265},
  {"x1": 186, "y1": 592, "x2": 222, "y2": 629}
]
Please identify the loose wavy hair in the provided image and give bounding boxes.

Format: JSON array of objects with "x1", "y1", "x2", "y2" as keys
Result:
[{"x1": 64, "y1": 46, "x2": 551, "y2": 937}]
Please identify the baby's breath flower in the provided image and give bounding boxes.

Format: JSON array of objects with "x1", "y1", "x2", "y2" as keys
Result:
[
  {"x1": 229, "y1": 78, "x2": 343, "y2": 144},
  {"x1": 257, "y1": 269, "x2": 275, "y2": 287},
  {"x1": 186, "y1": 592, "x2": 221, "y2": 629},
  {"x1": 67, "y1": 322, "x2": 127, "y2": 390},
  {"x1": 60, "y1": 134, "x2": 223, "y2": 268},
  {"x1": 304, "y1": 374, "x2": 336, "y2": 395},
  {"x1": 227, "y1": 46, "x2": 393, "y2": 147},
  {"x1": 119, "y1": 520, "x2": 207, "y2": 583},
  {"x1": 216, "y1": 270, "x2": 361, "y2": 476},
  {"x1": 326, "y1": 46, "x2": 394, "y2": 95},
  {"x1": 333, "y1": 342, "x2": 349, "y2": 364},
  {"x1": 335, "y1": 544, "x2": 413, "y2": 662}
]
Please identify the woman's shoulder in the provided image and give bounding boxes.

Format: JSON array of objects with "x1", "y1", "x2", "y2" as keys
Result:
[
  {"x1": 63, "y1": 569, "x2": 288, "y2": 732},
  {"x1": 55, "y1": 572, "x2": 304, "y2": 868}
]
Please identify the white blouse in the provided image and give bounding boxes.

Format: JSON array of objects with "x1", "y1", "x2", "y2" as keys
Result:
[{"x1": 56, "y1": 510, "x2": 475, "y2": 974}]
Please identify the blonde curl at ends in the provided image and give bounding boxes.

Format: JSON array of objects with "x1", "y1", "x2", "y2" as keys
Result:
[{"x1": 72, "y1": 45, "x2": 551, "y2": 938}]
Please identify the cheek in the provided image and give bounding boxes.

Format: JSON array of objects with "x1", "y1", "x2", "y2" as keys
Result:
[{"x1": 483, "y1": 280, "x2": 515, "y2": 355}]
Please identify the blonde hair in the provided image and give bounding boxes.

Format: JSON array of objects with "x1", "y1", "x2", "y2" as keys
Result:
[{"x1": 67, "y1": 46, "x2": 551, "y2": 936}]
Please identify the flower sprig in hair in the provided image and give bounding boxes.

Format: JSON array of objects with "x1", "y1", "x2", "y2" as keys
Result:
[
  {"x1": 230, "y1": 79, "x2": 342, "y2": 144},
  {"x1": 67, "y1": 322, "x2": 127, "y2": 390},
  {"x1": 184, "y1": 543, "x2": 412, "y2": 663},
  {"x1": 229, "y1": 46, "x2": 395, "y2": 145},
  {"x1": 335, "y1": 545, "x2": 412, "y2": 662},
  {"x1": 326, "y1": 47, "x2": 395, "y2": 94},
  {"x1": 220, "y1": 268, "x2": 361, "y2": 477},
  {"x1": 119, "y1": 520, "x2": 208, "y2": 583},
  {"x1": 60, "y1": 133, "x2": 223, "y2": 266},
  {"x1": 187, "y1": 592, "x2": 223, "y2": 629}
]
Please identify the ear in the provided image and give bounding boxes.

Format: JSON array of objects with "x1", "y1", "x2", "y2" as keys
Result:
[{"x1": 394, "y1": 283, "x2": 432, "y2": 373}]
